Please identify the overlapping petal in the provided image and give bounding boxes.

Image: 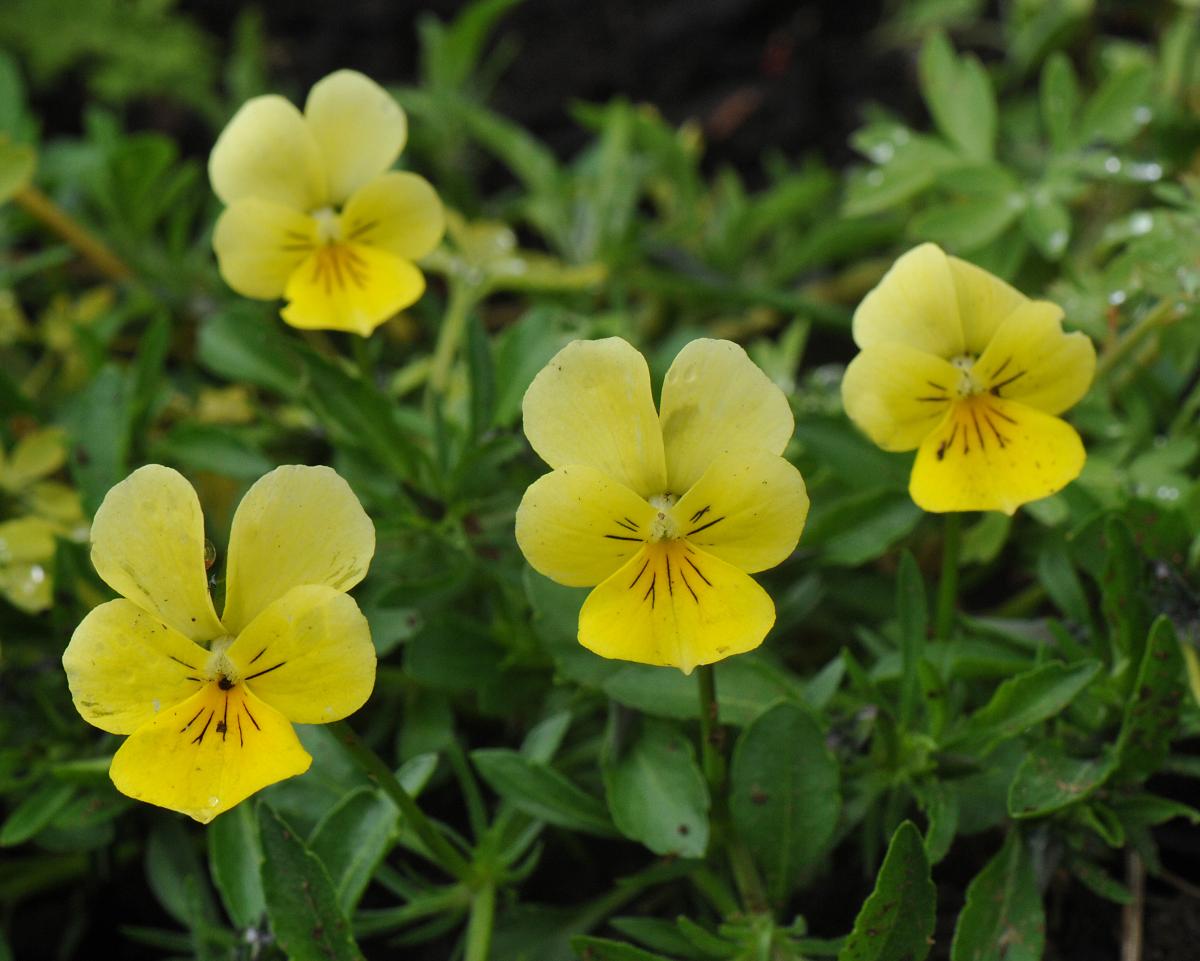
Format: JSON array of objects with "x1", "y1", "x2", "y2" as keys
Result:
[
  {"x1": 209, "y1": 95, "x2": 326, "y2": 210},
  {"x1": 852, "y1": 243, "x2": 965, "y2": 358},
  {"x1": 841, "y1": 343, "x2": 963, "y2": 451},
  {"x1": 212, "y1": 200, "x2": 317, "y2": 299},
  {"x1": 222, "y1": 465, "x2": 375, "y2": 636},
  {"x1": 515, "y1": 465, "x2": 656, "y2": 587},
  {"x1": 304, "y1": 70, "x2": 408, "y2": 205},
  {"x1": 522, "y1": 338, "x2": 668, "y2": 497},
  {"x1": 659, "y1": 339, "x2": 794, "y2": 494},
  {"x1": 89, "y1": 466, "x2": 224, "y2": 642},
  {"x1": 947, "y1": 255, "x2": 1028, "y2": 355},
  {"x1": 340, "y1": 172, "x2": 445, "y2": 261},
  {"x1": 62, "y1": 600, "x2": 208, "y2": 735},
  {"x1": 109, "y1": 683, "x2": 311, "y2": 824},
  {"x1": 226, "y1": 585, "x2": 375, "y2": 724},
  {"x1": 672, "y1": 450, "x2": 809, "y2": 574}
]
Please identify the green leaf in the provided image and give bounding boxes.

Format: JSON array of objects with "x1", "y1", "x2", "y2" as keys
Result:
[
  {"x1": 63, "y1": 364, "x2": 133, "y2": 514},
  {"x1": 146, "y1": 821, "x2": 216, "y2": 927},
  {"x1": 1077, "y1": 63, "x2": 1154, "y2": 146},
  {"x1": 1021, "y1": 192, "x2": 1070, "y2": 260},
  {"x1": 0, "y1": 136, "x2": 34, "y2": 204},
  {"x1": 1039, "y1": 52, "x2": 1079, "y2": 151},
  {"x1": 466, "y1": 310, "x2": 495, "y2": 438},
  {"x1": 259, "y1": 804, "x2": 364, "y2": 961},
  {"x1": 196, "y1": 305, "x2": 302, "y2": 397},
  {"x1": 1115, "y1": 617, "x2": 1185, "y2": 782},
  {"x1": 1100, "y1": 517, "x2": 1151, "y2": 668},
  {"x1": 0, "y1": 782, "x2": 75, "y2": 846},
  {"x1": 950, "y1": 833, "x2": 1044, "y2": 961},
  {"x1": 309, "y1": 787, "x2": 398, "y2": 914},
  {"x1": 207, "y1": 804, "x2": 265, "y2": 930},
  {"x1": 730, "y1": 703, "x2": 840, "y2": 903},
  {"x1": 151, "y1": 423, "x2": 274, "y2": 481},
  {"x1": 603, "y1": 720, "x2": 709, "y2": 859},
  {"x1": 1007, "y1": 744, "x2": 1116, "y2": 818},
  {"x1": 838, "y1": 821, "x2": 935, "y2": 961},
  {"x1": 471, "y1": 749, "x2": 617, "y2": 837},
  {"x1": 954, "y1": 659, "x2": 1101, "y2": 751},
  {"x1": 918, "y1": 32, "x2": 996, "y2": 161},
  {"x1": 570, "y1": 936, "x2": 676, "y2": 961}
]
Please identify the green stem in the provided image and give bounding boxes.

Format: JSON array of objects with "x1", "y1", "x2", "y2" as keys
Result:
[
  {"x1": 330, "y1": 721, "x2": 472, "y2": 881},
  {"x1": 934, "y1": 513, "x2": 962, "y2": 640},
  {"x1": 14, "y1": 184, "x2": 133, "y2": 282},
  {"x1": 697, "y1": 665, "x2": 724, "y2": 789},
  {"x1": 429, "y1": 282, "x2": 477, "y2": 396},
  {"x1": 351, "y1": 334, "x2": 376, "y2": 382},
  {"x1": 463, "y1": 882, "x2": 496, "y2": 961},
  {"x1": 1096, "y1": 297, "x2": 1184, "y2": 380}
]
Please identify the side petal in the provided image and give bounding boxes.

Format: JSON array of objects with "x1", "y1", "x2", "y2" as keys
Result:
[
  {"x1": 340, "y1": 172, "x2": 445, "y2": 261},
  {"x1": 521, "y1": 338, "x2": 667, "y2": 498},
  {"x1": 89, "y1": 466, "x2": 224, "y2": 642},
  {"x1": 841, "y1": 343, "x2": 964, "y2": 452},
  {"x1": 672, "y1": 450, "x2": 809, "y2": 574},
  {"x1": 515, "y1": 466, "x2": 656, "y2": 588},
  {"x1": 109, "y1": 684, "x2": 311, "y2": 824},
  {"x1": 973, "y1": 301, "x2": 1096, "y2": 415},
  {"x1": 659, "y1": 339, "x2": 794, "y2": 494},
  {"x1": 578, "y1": 543, "x2": 775, "y2": 675},
  {"x1": 910, "y1": 398, "x2": 1086, "y2": 515},
  {"x1": 304, "y1": 70, "x2": 407, "y2": 205},
  {"x1": 62, "y1": 599, "x2": 208, "y2": 735},
  {"x1": 226, "y1": 585, "x2": 375, "y2": 724},
  {"x1": 281, "y1": 243, "x2": 425, "y2": 336},
  {"x1": 947, "y1": 254, "x2": 1028, "y2": 355},
  {"x1": 209, "y1": 95, "x2": 326, "y2": 210},
  {"x1": 222, "y1": 465, "x2": 375, "y2": 637},
  {"x1": 853, "y1": 243, "x2": 965, "y2": 358},
  {"x1": 213, "y1": 200, "x2": 318, "y2": 300}
]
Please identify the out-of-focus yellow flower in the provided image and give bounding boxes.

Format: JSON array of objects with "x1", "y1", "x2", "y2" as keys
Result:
[
  {"x1": 209, "y1": 70, "x2": 444, "y2": 337},
  {"x1": 841, "y1": 243, "x2": 1096, "y2": 514},
  {"x1": 516, "y1": 338, "x2": 809, "y2": 674},
  {"x1": 62, "y1": 464, "x2": 377, "y2": 823}
]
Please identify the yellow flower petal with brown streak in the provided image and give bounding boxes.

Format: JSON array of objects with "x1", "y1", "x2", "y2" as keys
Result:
[
  {"x1": 339, "y1": 172, "x2": 445, "y2": 261},
  {"x1": 212, "y1": 199, "x2": 318, "y2": 300}
]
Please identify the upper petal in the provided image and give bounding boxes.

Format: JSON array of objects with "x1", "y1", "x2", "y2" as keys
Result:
[
  {"x1": 947, "y1": 255, "x2": 1028, "y2": 355},
  {"x1": 578, "y1": 542, "x2": 775, "y2": 675},
  {"x1": 339, "y1": 172, "x2": 445, "y2": 261},
  {"x1": 62, "y1": 599, "x2": 208, "y2": 735},
  {"x1": 973, "y1": 301, "x2": 1096, "y2": 415},
  {"x1": 853, "y1": 243, "x2": 966, "y2": 358},
  {"x1": 659, "y1": 339, "x2": 794, "y2": 494},
  {"x1": 212, "y1": 200, "x2": 318, "y2": 300},
  {"x1": 909, "y1": 397, "x2": 1086, "y2": 515},
  {"x1": 108, "y1": 683, "x2": 311, "y2": 824},
  {"x1": 89, "y1": 466, "x2": 224, "y2": 642},
  {"x1": 226, "y1": 585, "x2": 376, "y2": 724},
  {"x1": 221, "y1": 465, "x2": 375, "y2": 637},
  {"x1": 672, "y1": 450, "x2": 809, "y2": 574},
  {"x1": 515, "y1": 465, "x2": 656, "y2": 588},
  {"x1": 841, "y1": 343, "x2": 964, "y2": 452},
  {"x1": 522, "y1": 338, "x2": 668, "y2": 498},
  {"x1": 281, "y1": 242, "x2": 425, "y2": 336},
  {"x1": 304, "y1": 70, "x2": 407, "y2": 205},
  {"x1": 209, "y1": 95, "x2": 327, "y2": 210}
]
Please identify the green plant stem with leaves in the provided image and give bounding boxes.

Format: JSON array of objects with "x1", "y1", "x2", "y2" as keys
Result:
[
  {"x1": 13, "y1": 184, "x2": 132, "y2": 283},
  {"x1": 935, "y1": 513, "x2": 962, "y2": 639},
  {"x1": 429, "y1": 280, "x2": 481, "y2": 396}
]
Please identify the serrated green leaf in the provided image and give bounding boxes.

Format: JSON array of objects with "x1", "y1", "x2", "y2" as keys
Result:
[
  {"x1": 1115, "y1": 617, "x2": 1185, "y2": 782},
  {"x1": 1007, "y1": 744, "x2": 1116, "y2": 818},
  {"x1": 950, "y1": 833, "x2": 1044, "y2": 961},
  {"x1": 472, "y1": 749, "x2": 617, "y2": 837},
  {"x1": 1077, "y1": 63, "x2": 1154, "y2": 146},
  {"x1": 918, "y1": 32, "x2": 996, "y2": 161}
]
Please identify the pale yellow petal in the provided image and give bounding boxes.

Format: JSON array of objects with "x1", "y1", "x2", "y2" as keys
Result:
[
  {"x1": 522, "y1": 338, "x2": 667, "y2": 498},
  {"x1": 304, "y1": 70, "x2": 407, "y2": 205},
  {"x1": 281, "y1": 242, "x2": 425, "y2": 336},
  {"x1": 0, "y1": 516, "x2": 56, "y2": 613},
  {"x1": 221, "y1": 465, "x2": 374, "y2": 636},
  {"x1": 515, "y1": 466, "x2": 656, "y2": 588},
  {"x1": 109, "y1": 683, "x2": 311, "y2": 824},
  {"x1": 947, "y1": 255, "x2": 1028, "y2": 355},
  {"x1": 209, "y1": 95, "x2": 326, "y2": 209},
  {"x1": 89, "y1": 466, "x2": 224, "y2": 642},
  {"x1": 212, "y1": 200, "x2": 318, "y2": 300},
  {"x1": 578, "y1": 542, "x2": 775, "y2": 674},
  {"x1": 659, "y1": 338, "x2": 794, "y2": 493},
  {"x1": 853, "y1": 243, "x2": 965, "y2": 358},
  {"x1": 226, "y1": 585, "x2": 375, "y2": 724},
  {"x1": 27, "y1": 481, "x2": 85, "y2": 529},
  {"x1": 62, "y1": 599, "x2": 208, "y2": 735},
  {"x1": 339, "y1": 172, "x2": 444, "y2": 261},
  {"x1": 841, "y1": 344, "x2": 964, "y2": 452},
  {"x1": 972, "y1": 301, "x2": 1096, "y2": 416},
  {"x1": 910, "y1": 398, "x2": 1085, "y2": 514},
  {"x1": 6, "y1": 428, "x2": 67, "y2": 488},
  {"x1": 672, "y1": 450, "x2": 808, "y2": 574}
]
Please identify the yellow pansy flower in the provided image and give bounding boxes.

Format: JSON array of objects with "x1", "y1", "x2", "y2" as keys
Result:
[
  {"x1": 209, "y1": 70, "x2": 445, "y2": 337},
  {"x1": 516, "y1": 338, "x2": 809, "y2": 674},
  {"x1": 62, "y1": 464, "x2": 377, "y2": 823},
  {"x1": 841, "y1": 243, "x2": 1096, "y2": 514}
]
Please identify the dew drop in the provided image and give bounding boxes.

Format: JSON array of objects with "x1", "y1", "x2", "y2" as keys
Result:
[
  {"x1": 1129, "y1": 212, "x2": 1154, "y2": 235},
  {"x1": 1047, "y1": 230, "x2": 1068, "y2": 254},
  {"x1": 1156, "y1": 485, "x2": 1180, "y2": 502},
  {"x1": 1104, "y1": 156, "x2": 1122, "y2": 174},
  {"x1": 869, "y1": 143, "x2": 894, "y2": 163},
  {"x1": 1133, "y1": 106, "x2": 1152, "y2": 125},
  {"x1": 1108, "y1": 290, "x2": 1127, "y2": 306},
  {"x1": 152, "y1": 699, "x2": 161, "y2": 712},
  {"x1": 208, "y1": 796, "x2": 221, "y2": 808},
  {"x1": 28, "y1": 565, "x2": 45, "y2": 584}
]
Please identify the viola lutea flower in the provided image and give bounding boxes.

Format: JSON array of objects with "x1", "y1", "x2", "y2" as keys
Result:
[
  {"x1": 841, "y1": 243, "x2": 1096, "y2": 514},
  {"x1": 516, "y1": 338, "x2": 809, "y2": 674},
  {"x1": 62, "y1": 465, "x2": 376, "y2": 823},
  {"x1": 209, "y1": 70, "x2": 444, "y2": 336}
]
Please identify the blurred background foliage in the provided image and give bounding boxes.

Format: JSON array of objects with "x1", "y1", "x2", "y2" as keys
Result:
[{"x1": 3, "y1": 0, "x2": 1200, "y2": 959}]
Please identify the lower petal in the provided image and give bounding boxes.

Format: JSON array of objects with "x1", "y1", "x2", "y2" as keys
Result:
[
  {"x1": 910, "y1": 398, "x2": 1085, "y2": 515},
  {"x1": 109, "y1": 683, "x2": 311, "y2": 824},
  {"x1": 213, "y1": 199, "x2": 318, "y2": 300},
  {"x1": 281, "y1": 243, "x2": 424, "y2": 336},
  {"x1": 578, "y1": 542, "x2": 775, "y2": 674},
  {"x1": 841, "y1": 344, "x2": 963, "y2": 452}
]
